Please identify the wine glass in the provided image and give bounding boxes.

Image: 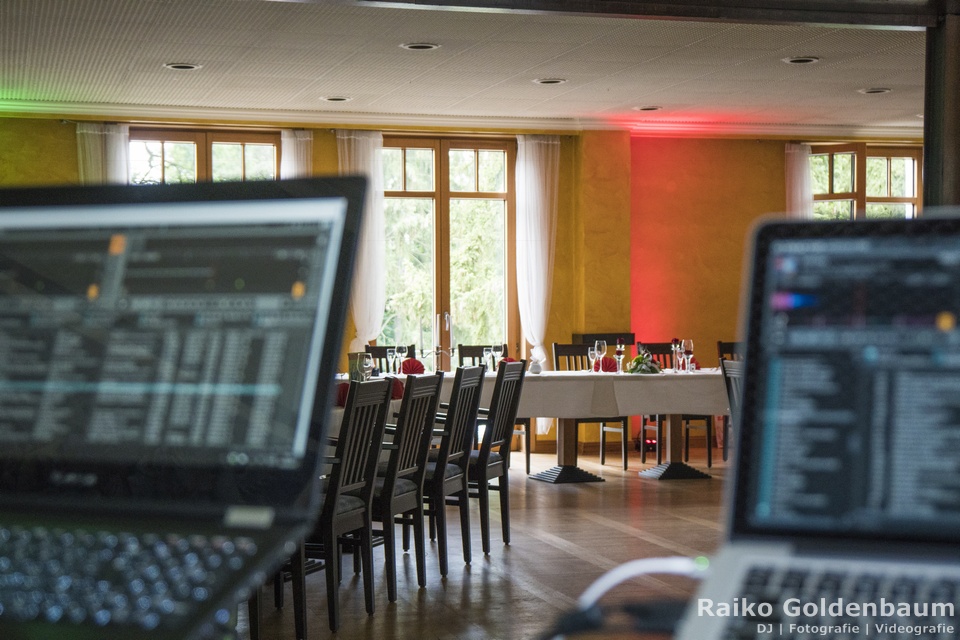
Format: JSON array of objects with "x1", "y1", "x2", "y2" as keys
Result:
[
  {"x1": 594, "y1": 340, "x2": 607, "y2": 371},
  {"x1": 681, "y1": 339, "x2": 694, "y2": 372},
  {"x1": 361, "y1": 353, "x2": 374, "y2": 380},
  {"x1": 614, "y1": 341, "x2": 625, "y2": 374},
  {"x1": 386, "y1": 347, "x2": 396, "y2": 373},
  {"x1": 397, "y1": 344, "x2": 408, "y2": 363},
  {"x1": 482, "y1": 346, "x2": 493, "y2": 370},
  {"x1": 587, "y1": 346, "x2": 598, "y2": 373},
  {"x1": 491, "y1": 343, "x2": 503, "y2": 369}
]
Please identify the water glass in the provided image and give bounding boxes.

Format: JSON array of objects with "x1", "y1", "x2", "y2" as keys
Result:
[
  {"x1": 587, "y1": 346, "x2": 598, "y2": 373},
  {"x1": 482, "y1": 346, "x2": 493, "y2": 369},
  {"x1": 386, "y1": 348, "x2": 396, "y2": 373}
]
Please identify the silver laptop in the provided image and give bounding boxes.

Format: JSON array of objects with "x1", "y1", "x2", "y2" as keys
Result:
[
  {"x1": 0, "y1": 177, "x2": 364, "y2": 639},
  {"x1": 678, "y1": 216, "x2": 960, "y2": 640}
]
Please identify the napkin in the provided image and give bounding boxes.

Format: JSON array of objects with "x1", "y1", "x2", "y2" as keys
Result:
[
  {"x1": 400, "y1": 358, "x2": 425, "y2": 375},
  {"x1": 593, "y1": 356, "x2": 618, "y2": 372},
  {"x1": 334, "y1": 381, "x2": 350, "y2": 407},
  {"x1": 391, "y1": 377, "x2": 404, "y2": 399},
  {"x1": 501, "y1": 356, "x2": 517, "y2": 363}
]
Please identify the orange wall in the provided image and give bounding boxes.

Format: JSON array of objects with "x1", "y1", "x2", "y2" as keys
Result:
[{"x1": 630, "y1": 137, "x2": 787, "y2": 362}]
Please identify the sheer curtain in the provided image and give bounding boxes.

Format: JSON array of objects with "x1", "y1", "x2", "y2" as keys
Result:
[
  {"x1": 337, "y1": 130, "x2": 386, "y2": 352},
  {"x1": 77, "y1": 123, "x2": 129, "y2": 184},
  {"x1": 785, "y1": 142, "x2": 814, "y2": 219},
  {"x1": 280, "y1": 129, "x2": 313, "y2": 179},
  {"x1": 516, "y1": 135, "x2": 560, "y2": 434}
]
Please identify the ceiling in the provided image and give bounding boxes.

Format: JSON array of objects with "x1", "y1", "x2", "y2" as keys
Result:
[{"x1": 0, "y1": 0, "x2": 928, "y2": 137}]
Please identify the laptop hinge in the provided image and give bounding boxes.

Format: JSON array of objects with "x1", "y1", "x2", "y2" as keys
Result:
[{"x1": 224, "y1": 506, "x2": 275, "y2": 529}]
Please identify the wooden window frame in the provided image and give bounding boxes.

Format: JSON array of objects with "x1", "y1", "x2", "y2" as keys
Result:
[
  {"x1": 128, "y1": 128, "x2": 281, "y2": 182},
  {"x1": 382, "y1": 135, "x2": 519, "y2": 369}
]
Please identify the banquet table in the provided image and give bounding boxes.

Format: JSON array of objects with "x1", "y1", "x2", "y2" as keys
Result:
[
  {"x1": 514, "y1": 369, "x2": 730, "y2": 483},
  {"x1": 330, "y1": 368, "x2": 730, "y2": 483}
]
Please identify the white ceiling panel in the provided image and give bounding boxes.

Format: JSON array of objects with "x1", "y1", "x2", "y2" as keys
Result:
[{"x1": 0, "y1": 0, "x2": 927, "y2": 136}]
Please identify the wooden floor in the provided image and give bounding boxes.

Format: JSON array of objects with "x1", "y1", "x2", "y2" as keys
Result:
[{"x1": 239, "y1": 446, "x2": 727, "y2": 640}]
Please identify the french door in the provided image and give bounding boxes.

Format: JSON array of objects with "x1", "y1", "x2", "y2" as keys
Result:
[{"x1": 379, "y1": 136, "x2": 519, "y2": 370}]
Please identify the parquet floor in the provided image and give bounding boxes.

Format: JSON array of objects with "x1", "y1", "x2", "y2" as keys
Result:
[{"x1": 240, "y1": 446, "x2": 727, "y2": 640}]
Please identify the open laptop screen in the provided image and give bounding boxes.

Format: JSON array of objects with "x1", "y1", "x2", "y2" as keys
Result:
[
  {"x1": 735, "y1": 217, "x2": 960, "y2": 546},
  {"x1": 0, "y1": 178, "x2": 363, "y2": 511},
  {"x1": 0, "y1": 200, "x2": 343, "y2": 470}
]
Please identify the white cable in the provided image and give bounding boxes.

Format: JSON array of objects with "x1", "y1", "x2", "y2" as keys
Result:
[{"x1": 577, "y1": 556, "x2": 709, "y2": 610}]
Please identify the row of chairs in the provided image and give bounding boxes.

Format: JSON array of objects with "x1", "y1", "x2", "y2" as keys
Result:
[
  {"x1": 250, "y1": 360, "x2": 525, "y2": 637},
  {"x1": 365, "y1": 343, "x2": 532, "y2": 475},
  {"x1": 555, "y1": 335, "x2": 744, "y2": 470}
]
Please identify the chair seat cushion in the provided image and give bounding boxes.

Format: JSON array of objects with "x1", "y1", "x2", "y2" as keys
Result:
[
  {"x1": 319, "y1": 478, "x2": 366, "y2": 516},
  {"x1": 468, "y1": 449, "x2": 503, "y2": 474},
  {"x1": 425, "y1": 460, "x2": 463, "y2": 481}
]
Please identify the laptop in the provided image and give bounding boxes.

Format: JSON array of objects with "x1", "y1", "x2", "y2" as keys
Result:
[
  {"x1": 0, "y1": 177, "x2": 365, "y2": 639},
  {"x1": 677, "y1": 216, "x2": 960, "y2": 640}
]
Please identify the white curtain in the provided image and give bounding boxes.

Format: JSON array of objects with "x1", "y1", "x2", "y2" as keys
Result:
[
  {"x1": 337, "y1": 130, "x2": 386, "y2": 352},
  {"x1": 785, "y1": 142, "x2": 814, "y2": 219},
  {"x1": 516, "y1": 135, "x2": 560, "y2": 434},
  {"x1": 77, "y1": 123, "x2": 129, "y2": 184},
  {"x1": 280, "y1": 129, "x2": 313, "y2": 179}
]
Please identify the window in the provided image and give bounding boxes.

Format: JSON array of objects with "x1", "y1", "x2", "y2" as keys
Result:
[
  {"x1": 810, "y1": 143, "x2": 922, "y2": 220},
  {"x1": 128, "y1": 129, "x2": 280, "y2": 184},
  {"x1": 380, "y1": 136, "x2": 518, "y2": 370}
]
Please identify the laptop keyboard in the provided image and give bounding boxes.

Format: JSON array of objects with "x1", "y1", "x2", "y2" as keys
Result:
[
  {"x1": 0, "y1": 524, "x2": 259, "y2": 631},
  {"x1": 722, "y1": 565, "x2": 959, "y2": 640}
]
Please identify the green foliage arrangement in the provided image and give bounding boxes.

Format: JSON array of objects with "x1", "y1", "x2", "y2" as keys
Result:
[{"x1": 626, "y1": 350, "x2": 662, "y2": 374}]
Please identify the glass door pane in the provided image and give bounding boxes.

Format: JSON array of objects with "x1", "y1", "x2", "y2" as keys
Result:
[
  {"x1": 449, "y1": 198, "x2": 506, "y2": 347},
  {"x1": 381, "y1": 197, "x2": 436, "y2": 357}
]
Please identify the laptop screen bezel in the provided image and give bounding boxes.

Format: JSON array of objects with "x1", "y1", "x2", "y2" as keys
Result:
[
  {"x1": 730, "y1": 214, "x2": 960, "y2": 550},
  {"x1": 0, "y1": 177, "x2": 364, "y2": 517}
]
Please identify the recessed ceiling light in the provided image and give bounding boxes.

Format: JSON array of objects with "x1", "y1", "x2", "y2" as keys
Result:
[
  {"x1": 533, "y1": 78, "x2": 567, "y2": 85},
  {"x1": 858, "y1": 87, "x2": 892, "y2": 94},
  {"x1": 632, "y1": 106, "x2": 662, "y2": 112},
  {"x1": 163, "y1": 62, "x2": 202, "y2": 71},
  {"x1": 320, "y1": 96, "x2": 352, "y2": 103},
  {"x1": 781, "y1": 56, "x2": 820, "y2": 65},
  {"x1": 400, "y1": 42, "x2": 440, "y2": 51}
]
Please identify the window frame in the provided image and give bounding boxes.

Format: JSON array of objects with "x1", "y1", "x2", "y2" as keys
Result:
[
  {"x1": 810, "y1": 142, "x2": 923, "y2": 220},
  {"x1": 382, "y1": 134, "x2": 519, "y2": 370},
  {"x1": 128, "y1": 128, "x2": 281, "y2": 183}
]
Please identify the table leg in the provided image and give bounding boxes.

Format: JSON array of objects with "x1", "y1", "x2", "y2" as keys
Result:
[
  {"x1": 530, "y1": 418, "x2": 604, "y2": 483},
  {"x1": 638, "y1": 413, "x2": 710, "y2": 480}
]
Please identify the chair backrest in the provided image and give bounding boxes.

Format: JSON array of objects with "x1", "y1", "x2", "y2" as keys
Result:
[
  {"x1": 433, "y1": 365, "x2": 485, "y2": 473},
  {"x1": 458, "y1": 344, "x2": 507, "y2": 366},
  {"x1": 636, "y1": 341, "x2": 675, "y2": 369},
  {"x1": 574, "y1": 332, "x2": 635, "y2": 358},
  {"x1": 552, "y1": 343, "x2": 592, "y2": 371},
  {"x1": 716, "y1": 340, "x2": 745, "y2": 364},
  {"x1": 476, "y1": 360, "x2": 526, "y2": 467},
  {"x1": 720, "y1": 358, "x2": 745, "y2": 425},
  {"x1": 322, "y1": 378, "x2": 392, "y2": 519},
  {"x1": 365, "y1": 344, "x2": 416, "y2": 374},
  {"x1": 383, "y1": 372, "x2": 444, "y2": 492}
]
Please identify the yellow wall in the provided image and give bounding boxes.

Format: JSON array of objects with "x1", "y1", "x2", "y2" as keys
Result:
[
  {"x1": 0, "y1": 118, "x2": 79, "y2": 186},
  {"x1": 0, "y1": 117, "x2": 784, "y2": 451},
  {"x1": 630, "y1": 137, "x2": 787, "y2": 360}
]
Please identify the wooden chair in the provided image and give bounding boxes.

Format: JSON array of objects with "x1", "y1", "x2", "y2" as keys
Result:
[
  {"x1": 469, "y1": 360, "x2": 526, "y2": 554},
  {"x1": 458, "y1": 343, "x2": 531, "y2": 475},
  {"x1": 716, "y1": 340, "x2": 745, "y2": 364},
  {"x1": 715, "y1": 341, "x2": 744, "y2": 460},
  {"x1": 365, "y1": 343, "x2": 416, "y2": 374},
  {"x1": 458, "y1": 343, "x2": 507, "y2": 367},
  {"x1": 291, "y1": 378, "x2": 392, "y2": 634},
  {"x1": 720, "y1": 358, "x2": 744, "y2": 462},
  {"x1": 574, "y1": 332, "x2": 636, "y2": 357},
  {"x1": 636, "y1": 341, "x2": 715, "y2": 467},
  {"x1": 424, "y1": 365, "x2": 485, "y2": 576},
  {"x1": 367, "y1": 371, "x2": 443, "y2": 602},
  {"x1": 635, "y1": 342, "x2": 673, "y2": 465},
  {"x1": 552, "y1": 343, "x2": 630, "y2": 470}
]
